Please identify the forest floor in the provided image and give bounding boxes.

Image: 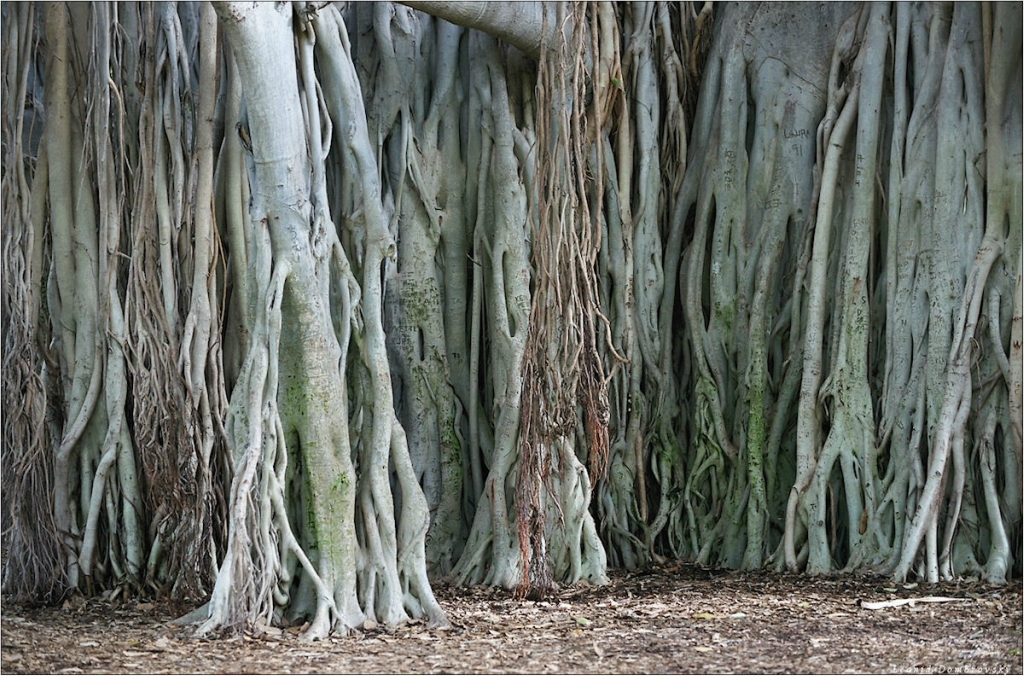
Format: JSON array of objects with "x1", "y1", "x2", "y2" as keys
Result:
[{"x1": 1, "y1": 563, "x2": 1021, "y2": 674}]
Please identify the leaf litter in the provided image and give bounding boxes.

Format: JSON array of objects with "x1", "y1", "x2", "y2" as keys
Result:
[{"x1": 1, "y1": 564, "x2": 1020, "y2": 674}]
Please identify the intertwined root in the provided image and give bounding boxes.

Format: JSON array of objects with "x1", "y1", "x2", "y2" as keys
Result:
[{"x1": 2, "y1": 2, "x2": 1020, "y2": 618}]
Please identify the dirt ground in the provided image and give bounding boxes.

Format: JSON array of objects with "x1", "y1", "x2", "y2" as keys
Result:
[{"x1": 1, "y1": 564, "x2": 1021, "y2": 674}]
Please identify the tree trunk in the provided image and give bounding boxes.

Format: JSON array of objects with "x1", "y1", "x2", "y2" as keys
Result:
[{"x1": 200, "y1": 1, "x2": 446, "y2": 636}]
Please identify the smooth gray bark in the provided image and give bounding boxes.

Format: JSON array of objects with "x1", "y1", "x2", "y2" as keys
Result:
[{"x1": 400, "y1": 1, "x2": 546, "y2": 58}]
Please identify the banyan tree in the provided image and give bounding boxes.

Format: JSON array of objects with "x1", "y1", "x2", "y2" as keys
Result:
[{"x1": 2, "y1": 0, "x2": 1020, "y2": 638}]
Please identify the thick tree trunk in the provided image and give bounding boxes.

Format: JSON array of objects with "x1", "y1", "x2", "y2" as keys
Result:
[{"x1": 201, "y1": 1, "x2": 445, "y2": 636}]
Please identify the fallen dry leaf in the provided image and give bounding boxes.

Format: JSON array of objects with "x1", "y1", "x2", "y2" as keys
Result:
[{"x1": 1, "y1": 566, "x2": 1018, "y2": 675}]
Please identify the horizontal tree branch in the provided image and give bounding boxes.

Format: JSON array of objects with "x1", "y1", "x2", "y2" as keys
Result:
[{"x1": 399, "y1": 1, "x2": 547, "y2": 58}]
